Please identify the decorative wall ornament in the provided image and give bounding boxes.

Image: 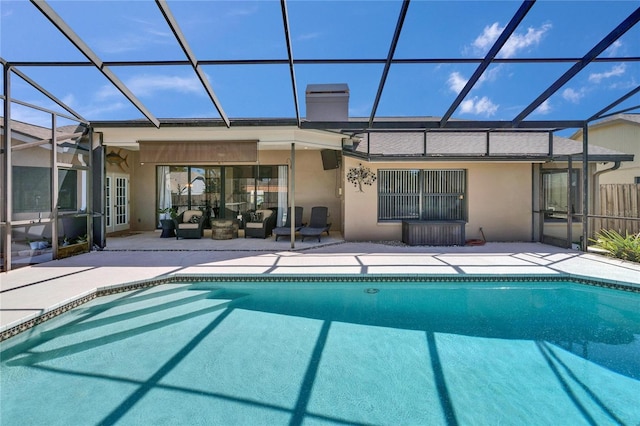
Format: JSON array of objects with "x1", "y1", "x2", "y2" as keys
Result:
[
  {"x1": 106, "y1": 149, "x2": 129, "y2": 172},
  {"x1": 347, "y1": 163, "x2": 376, "y2": 192}
]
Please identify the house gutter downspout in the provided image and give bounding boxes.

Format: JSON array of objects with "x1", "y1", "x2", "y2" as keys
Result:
[{"x1": 592, "y1": 160, "x2": 621, "y2": 222}]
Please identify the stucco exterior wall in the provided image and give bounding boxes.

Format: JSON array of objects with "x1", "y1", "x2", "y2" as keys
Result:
[
  {"x1": 573, "y1": 119, "x2": 640, "y2": 184},
  {"x1": 260, "y1": 149, "x2": 343, "y2": 230},
  {"x1": 342, "y1": 156, "x2": 533, "y2": 242},
  {"x1": 124, "y1": 148, "x2": 343, "y2": 232}
]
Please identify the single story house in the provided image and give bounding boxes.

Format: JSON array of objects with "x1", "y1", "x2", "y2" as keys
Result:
[{"x1": 2, "y1": 84, "x2": 635, "y2": 273}]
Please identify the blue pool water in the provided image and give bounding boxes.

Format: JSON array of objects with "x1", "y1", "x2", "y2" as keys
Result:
[{"x1": 1, "y1": 279, "x2": 639, "y2": 425}]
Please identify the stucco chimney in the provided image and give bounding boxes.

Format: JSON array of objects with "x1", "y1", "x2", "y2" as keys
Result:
[{"x1": 305, "y1": 83, "x2": 349, "y2": 121}]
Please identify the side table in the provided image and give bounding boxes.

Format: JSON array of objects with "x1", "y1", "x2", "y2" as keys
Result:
[{"x1": 160, "y1": 219, "x2": 176, "y2": 238}]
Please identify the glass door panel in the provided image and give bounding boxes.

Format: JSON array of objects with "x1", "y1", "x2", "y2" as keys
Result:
[
  {"x1": 189, "y1": 167, "x2": 221, "y2": 227},
  {"x1": 156, "y1": 165, "x2": 288, "y2": 227},
  {"x1": 224, "y1": 166, "x2": 255, "y2": 220},
  {"x1": 169, "y1": 166, "x2": 189, "y2": 216}
]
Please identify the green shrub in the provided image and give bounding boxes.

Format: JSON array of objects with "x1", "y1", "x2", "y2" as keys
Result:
[{"x1": 590, "y1": 229, "x2": 640, "y2": 263}]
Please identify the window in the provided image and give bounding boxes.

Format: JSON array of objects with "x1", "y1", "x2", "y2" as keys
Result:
[
  {"x1": 542, "y1": 169, "x2": 581, "y2": 221},
  {"x1": 12, "y1": 166, "x2": 51, "y2": 213},
  {"x1": 378, "y1": 169, "x2": 467, "y2": 221},
  {"x1": 12, "y1": 167, "x2": 78, "y2": 213},
  {"x1": 57, "y1": 169, "x2": 78, "y2": 211}
]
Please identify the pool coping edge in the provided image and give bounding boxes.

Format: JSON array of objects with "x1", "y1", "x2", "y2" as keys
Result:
[{"x1": 2, "y1": 273, "x2": 638, "y2": 342}]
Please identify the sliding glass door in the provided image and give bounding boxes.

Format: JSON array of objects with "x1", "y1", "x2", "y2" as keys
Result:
[{"x1": 156, "y1": 165, "x2": 287, "y2": 228}]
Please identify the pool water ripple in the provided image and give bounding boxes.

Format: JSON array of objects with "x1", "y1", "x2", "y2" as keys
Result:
[{"x1": 1, "y1": 279, "x2": 639, "y2": 425}]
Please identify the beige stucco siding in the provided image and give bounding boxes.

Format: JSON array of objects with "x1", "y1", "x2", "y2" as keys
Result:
[
  {"x1": 260, "y1": 149, "x2": 343, "y2": 230},
  {"x1": 573, "y1": 119, "x2": 640, "y2": 184},
  {"x1": 125, "y1": 148, "x2": 343, "y2": 232},
  {"x1": 592, "y1": 123, "x2": 640, "y2": 184},
  {"x1": 342, "y1": 157, "x2": 532, "y2": 242}
]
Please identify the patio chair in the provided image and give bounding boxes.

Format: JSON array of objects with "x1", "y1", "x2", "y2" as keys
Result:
[
  {"x1": 273, "y1": 206, "x2": 304, "y2": 241},
  {"x1": 174, "y1": 210, "x2": 204, "y2": 239},
  {"x1": 300, "y1": 206, "x2": 331, "y2": 242},
  {"x1": 244, "y1": 208, "x2": 277, "y2": 239}
]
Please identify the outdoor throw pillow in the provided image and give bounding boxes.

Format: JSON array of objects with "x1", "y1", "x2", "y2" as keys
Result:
[
  {"x1": 250, "y1": 212, "x2": 263, "y2": 223},
  {"x1": 189, "y1": 215, "x2": 200, "y2": 224}
]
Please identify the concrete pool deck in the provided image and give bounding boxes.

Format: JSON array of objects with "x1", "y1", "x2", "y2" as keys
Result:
[{"x1": 2, "y1": 233, "x2": 640, "y2": 339}]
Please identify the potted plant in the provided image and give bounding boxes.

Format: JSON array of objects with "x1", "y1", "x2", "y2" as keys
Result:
[{"x1": 58, "y1": 234, "x2": 89, "y2": 259}]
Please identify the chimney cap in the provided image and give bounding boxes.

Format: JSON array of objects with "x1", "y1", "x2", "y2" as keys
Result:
[{"x1": 306, "y1": 83, "x2": 349, "y2": 95}]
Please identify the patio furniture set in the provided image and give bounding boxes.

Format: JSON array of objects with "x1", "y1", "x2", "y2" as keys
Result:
[{"x1": 170, "y1": 206, "x2": 331, "y2": 242}]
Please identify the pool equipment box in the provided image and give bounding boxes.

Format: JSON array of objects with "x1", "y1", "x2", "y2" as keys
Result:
[{"x1": 402, "y1": 220, "x2": 466, "y2": 246}]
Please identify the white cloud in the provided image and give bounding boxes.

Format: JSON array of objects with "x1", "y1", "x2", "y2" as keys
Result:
[
  {"x1": 447, "y1": 72, "x2": 468, "y2": 94},
  {"x1": 227, "y1": 6, "x2": 259, "y2": 17},
  {"x1": 61, "y1": 94, "x2": 76, "y2": 108},
  {"x1": 82, "y1": 101, "x2": 129, "y2": 118},
  {"x1": 126, "y1": 74, "x2": 203, "y2": 97},
  {"x1": 471, "y1": 22, "x2": 551, "y2": 58},
  {"x1": 534, "y1": 99, "x2": 552, "y2": 115},
  {"x1": 10, "y1": 104, "x2": 54, "y2": 127},
  {"x1": 608, "y1": 77, "x2": 637, "y2": 90},
  {"x1": 588, "y1": 64, "x2": 626, "y2": 83},
  {"x1": 501, "y1": 24, "x2": 551, "y2": 58},
  {"x1": 479, "y1": 65, "x2": 502, "y2": 84},
  {"x1": 95, "y1": 18, "x2": 173, "y2": 55},
  {"x1": 447, "y1": 66, "x2": 502, "y2": 97},
  {"x1": 473, "y1": 22, "x2": 503, "y2": 52},
  {"x1": 562, "y1": 87, "x2": 585, "y2": 104},
  {"x1": 460, "y1": 96, "x2": 498, "y2": 116},
  {"x1": 298, "y1": 32, "x2": 321, "y2": 41},
  {"x1": 95, "y1": 84, "x2": 121, "y2": 100},
  {"x1": 605, "y1": 40, "x2": 623, "y2": 57}
]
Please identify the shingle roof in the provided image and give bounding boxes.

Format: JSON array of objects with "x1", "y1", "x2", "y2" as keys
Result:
[{"x1": 1, "y1": 119, "x2": 85, "y2": 142}]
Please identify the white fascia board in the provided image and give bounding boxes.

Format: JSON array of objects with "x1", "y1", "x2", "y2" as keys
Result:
[{"x1": 95, "y1": 125, "x2": 342, "y2": 150}]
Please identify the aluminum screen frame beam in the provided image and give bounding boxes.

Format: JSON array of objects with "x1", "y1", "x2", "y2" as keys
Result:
[
  {"x1": 155, "y1": 0, "x2": 230, "y2": 128},
  {"x1": 10, "y1": 66, "x2": 87, "y2": 123},
  {"x1": 368, "y1": 0, "x2": 410, "y2": 128},
  {"x1": 587, "y1": 85, "x2": 640, "y2": 122},
  {"x1": 513, "y1": 6, "x2": 640, "y2": 126},
  {"x1": 300, "y1": 119, "x2": 585, "y2": 131},
  {"x1": 9, "y1": 56, "x2": 640, "y2": 67},
  {"x1": 281, "y1": 0, "x2": 301, "y2": 127},
  {"x1": 440, "y1": 0, "x2": 535, "y2": 127},
  {"x1": 30, "y1": 0, "x2": 160, "y2": 128}
]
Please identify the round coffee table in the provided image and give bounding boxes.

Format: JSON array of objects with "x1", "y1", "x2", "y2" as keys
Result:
[{"x1": 210, "y1": 218, "x2": 239, "y2": 240}]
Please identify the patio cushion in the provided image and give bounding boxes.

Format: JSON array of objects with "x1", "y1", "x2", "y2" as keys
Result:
[
  {"x1": 174, "y1": 210, "x2": 205, "y2": 239},
  {"x1": 249, "y1": 212, "x2": 263, "y2": 222},
  {"x1": 244, "y1": 208, "x2": 277, "y2": 239},
  {"x1": 177, "y1": 223, "x2": 200, "y2": 230},
  {"x1": 182, "y1": 210, "x2": 202, "y2": 223}
]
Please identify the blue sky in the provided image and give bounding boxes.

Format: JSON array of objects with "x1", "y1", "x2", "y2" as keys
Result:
[{"x1": 1, "y1": 0, "x2": 639, "y2": 129}]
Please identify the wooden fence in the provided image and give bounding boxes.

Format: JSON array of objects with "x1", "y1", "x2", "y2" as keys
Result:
[{"x1": 592, "y1": 184, "x2": 640, "y2": 235}]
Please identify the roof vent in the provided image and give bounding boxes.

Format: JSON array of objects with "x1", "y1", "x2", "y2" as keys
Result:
[{"x1": 305, "y1": 83, "x2": 349, "y2": 122}]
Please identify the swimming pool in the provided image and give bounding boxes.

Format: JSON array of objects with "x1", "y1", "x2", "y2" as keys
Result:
[{"x1": 1, "y1": 276, "x2": 639, "y2": 425}]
